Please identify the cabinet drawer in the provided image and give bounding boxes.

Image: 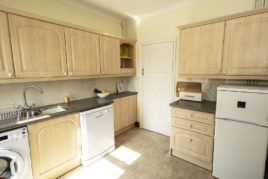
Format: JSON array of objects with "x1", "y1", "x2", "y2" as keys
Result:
[
  {"x1": 171, "y1": 108, "x2": 214, "y2": 125},
  {"x1": 171, "y1": 127, "x2": 213, "y2": 165},
  {"x1": 172, "y1": 117, "x2": 214, "y2": 136}
]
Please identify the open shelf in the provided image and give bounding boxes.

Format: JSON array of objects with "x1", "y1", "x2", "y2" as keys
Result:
[
  {"x1": 120, "y1": 56, "x2": 133, "y2": 59},
  {"x1": 120, "y1": 42, "x2": 135, "y2": 69}
]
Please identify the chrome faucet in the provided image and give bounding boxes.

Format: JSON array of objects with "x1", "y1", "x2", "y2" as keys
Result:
[{"x1": 23, "y1": 85, "x2": 44, "y2": 109}]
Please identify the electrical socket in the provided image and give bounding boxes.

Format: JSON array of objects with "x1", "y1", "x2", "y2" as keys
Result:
[
  {"x1": 202, "y1": 83, "x2": 211, "y2": 91},
  {"x1": 85, "y1": 82, "x2": 92, "y2": 88}
]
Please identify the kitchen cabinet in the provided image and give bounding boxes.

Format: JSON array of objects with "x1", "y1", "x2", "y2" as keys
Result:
[
  {"x1": 27, "y1": 114, "x2": 81, "y2": 179},
  {"x1": 120, "y1": 40, "x2": 136, "y2": 75},
  {"x1": 113, "y1": 97, "x2": 121, "y2": 133},
  {"x1": 222, "y1": 12, "x2": 268, "y2": 76},
  {"x1": 100, "y1": 36, "x2": 120, "y2": 75},
  {"x1": 0, "y1": 12, "x2": 15, "y2": 79},
  {"x1": 178, "y1": 8, "x2": 268, "y2": 80},
  {"x1": 179, "y1": 22, "x2": 225, "y2": 75},
  {"x1": 0, "y1": 7, "x2": 136, "y2": 83},
  {"x1": 65, "y1": 28, "x2": 100, "y2": 76},
  {"x1": 8, "y1": 14, "x2": 67, "y2": 78},
  {"x1": 113, "y1": 94, "x2": 137, "y2": 135},
  {"x1": 170, "y1": 107, "x2": 215, "y2": 170}
]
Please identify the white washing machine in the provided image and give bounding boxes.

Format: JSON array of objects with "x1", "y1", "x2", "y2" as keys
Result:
[{"x1": 0, "y1": 127, "x2": 33, "y2": 179}]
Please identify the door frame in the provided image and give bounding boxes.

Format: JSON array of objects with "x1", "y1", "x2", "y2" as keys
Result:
[{"x1": 139, "y1": 38, "x2": 176, "y2": 135}]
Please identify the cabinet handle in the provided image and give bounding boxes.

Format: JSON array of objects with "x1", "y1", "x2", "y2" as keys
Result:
[
  {"x1": 8, "y1": 73, "x2": 12, "y2": 77},
  {"x1": 190, "y1": 124, "x2": 193, "y2": 128},
  {"x1": 188, "y1": 138, "x2": 192, "y2": 142},
  {"x1": 190, "y1": 113, "x2": 193, "y2": 118},
  {"x1": 69, "y1": 72, "x2": 72, "y2": 75},
  {"x1": 64, "y1": 72, "x2": 67, "y2": 76}
]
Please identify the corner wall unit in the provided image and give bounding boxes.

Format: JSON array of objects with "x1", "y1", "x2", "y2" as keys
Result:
[{"x1": 120, "y1": 40, "x2": 136, "y2": 75}]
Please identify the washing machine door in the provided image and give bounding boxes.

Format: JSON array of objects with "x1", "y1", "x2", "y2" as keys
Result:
[{"x1": 0, "y1": 149, "x2": 24, "y2": 179}]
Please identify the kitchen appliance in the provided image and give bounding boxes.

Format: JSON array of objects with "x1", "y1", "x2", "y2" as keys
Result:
[
  {"x1": 176, "y1": 82, "x2": 202, "y2": 102},
  {"x1": 80, "y1": 104, "x2": 115, "y2": 166},
  {"x1": 213, "y1": 85, "x2": 268, "y2": 179},
  {"x1": 0, "y1": 127, "x2": 33, "y2": 179}
]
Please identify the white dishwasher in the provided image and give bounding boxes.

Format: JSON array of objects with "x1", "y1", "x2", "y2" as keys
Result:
[{"x1": 80, "y1": 104, "x2": 115, "y2": 166}]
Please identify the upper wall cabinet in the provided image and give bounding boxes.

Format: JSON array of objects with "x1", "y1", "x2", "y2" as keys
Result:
[
  {"x1": 8, "y1": 14, "x2": 67, "y2": 78},
  {"x1": 120, "y1": 40, "x2": 136, "y2": 75},
  {"x1": 65, "y1": 28, "x2": 100, "y2": 76},
  {"x1": 0, "y1": 12, "x2": 14, "y2": 78},
  {"x1": 179, "y1": 22, "x2": 225, "y2": 75},
  {"x1": 100, "y1": 36, "x2": 120, "y2": 75},
  {"x1": 222, "y1": 12, "x2": 268, "y2": 76}
]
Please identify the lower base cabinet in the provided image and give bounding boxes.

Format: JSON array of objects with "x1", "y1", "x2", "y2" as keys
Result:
[
  {"x1": 113, "y1": 94, "x2": 137, "y2": 135},
  {"x1": 170, "y1": 107, "x2": 215, "y2": 170},
  {"x1": 171, "y1": 127, "x2": 213, "y2": 170},
  {"x1": 27, "y1": 114, "x2": 81, "y2": 179}
]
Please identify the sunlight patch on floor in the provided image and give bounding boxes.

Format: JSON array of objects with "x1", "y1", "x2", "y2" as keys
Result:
[
  {"x1": 66, "y1": 158, "x2": 124, "y2": 179},
  {"x1": 110, "y1": 146, "x2": 141, "y2": 165}
]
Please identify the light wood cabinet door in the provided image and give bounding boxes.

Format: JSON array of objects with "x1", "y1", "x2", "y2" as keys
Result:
[
  {"x1": 100, "y1": 36, "x2": 120, "y2": 75},
  {"x1": 171, "y1": 127, "x2": 213, "y2": 170},
  {"x1": 0, "y1": 12, "x2": 15, "y2": 78},
  {"x1": 113, "y1": 95, "x2": 137, "y2": 134},
  {"x1": 125, "y1": 95, "x2": 137, "y2": 126},
  {"x1": 223, "y1": 12, "x2": 268, "y2": 75},
  {"x1": 113, "y1": 98, "x2": 121, "y2": 133},
  {"x1": 119, "y1": 95, "x2": 137, "y2": 129},
  {"x1": 28, "y1": 114, "x2": 81, "y2": 179},
  {"x1": 8, "y1": 14, "x2": 67, "y2": 78},
  {"x1": 65, "y1": 28, "x2": 100, "y2": 76},
  {"x1": 179, "y1": 22, "x2": 225, "y2": 75}
]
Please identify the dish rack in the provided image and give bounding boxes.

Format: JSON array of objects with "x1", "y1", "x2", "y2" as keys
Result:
[{"x1": 0, "y1": 104, "x2": 23, "y2": 120}]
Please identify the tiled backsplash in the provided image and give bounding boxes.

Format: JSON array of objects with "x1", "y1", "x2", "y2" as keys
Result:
[
  {"x1": 0, "y1": 77, "x2": 129, "y2": 107},
  {"x1": 178, "y1": 78, "x2": 268, "y2": 101}
]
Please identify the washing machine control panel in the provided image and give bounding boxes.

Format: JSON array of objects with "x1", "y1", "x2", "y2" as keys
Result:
[{"x1": 0, "y1": 127, "x2": 27, "y2": 144}]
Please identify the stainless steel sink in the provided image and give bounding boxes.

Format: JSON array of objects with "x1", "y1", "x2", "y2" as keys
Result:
[
  {"x1": 20, "y1": 109, "x2": 42, "y2": 119},
  {"x1": 17, "y1": 105, "x2": 69, "y2": 123},
  {"x1": 40, "y1": 105, "x2": 68, "y2": 115}
]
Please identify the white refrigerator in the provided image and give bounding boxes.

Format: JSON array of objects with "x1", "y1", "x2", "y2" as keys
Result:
[{"x1": 213, "y1": 85, "x2": 268, "y2": 179}]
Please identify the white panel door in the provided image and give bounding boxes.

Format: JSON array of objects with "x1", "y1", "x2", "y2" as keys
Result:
[{"x1": 140, "y1": 39, "x2": 175, "y2": 136}]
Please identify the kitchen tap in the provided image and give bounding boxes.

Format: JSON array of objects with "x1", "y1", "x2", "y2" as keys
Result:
[{"x1": 23, "y1": 85, "x2": 44, "y2": 109}]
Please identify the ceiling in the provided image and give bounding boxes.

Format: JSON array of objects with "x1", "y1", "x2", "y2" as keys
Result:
[{"x1": 61, "y1": 0, "x2": 201, "y2": 22}]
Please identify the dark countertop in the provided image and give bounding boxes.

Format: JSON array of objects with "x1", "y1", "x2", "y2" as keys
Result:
[
  {"x1": 170, "y1": 100, "x2": 216, "y2": 114},
  {"x1": 107, "y1": 91, "x2": 137, "y2": 100},
  {"x1": 0, "y1": 91, "x2": 137, "y2": 133}
]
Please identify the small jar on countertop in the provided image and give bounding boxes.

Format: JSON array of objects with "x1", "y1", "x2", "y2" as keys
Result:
[{"x1": 65, "y1": 96, "x2": 70, "y2": 103}]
